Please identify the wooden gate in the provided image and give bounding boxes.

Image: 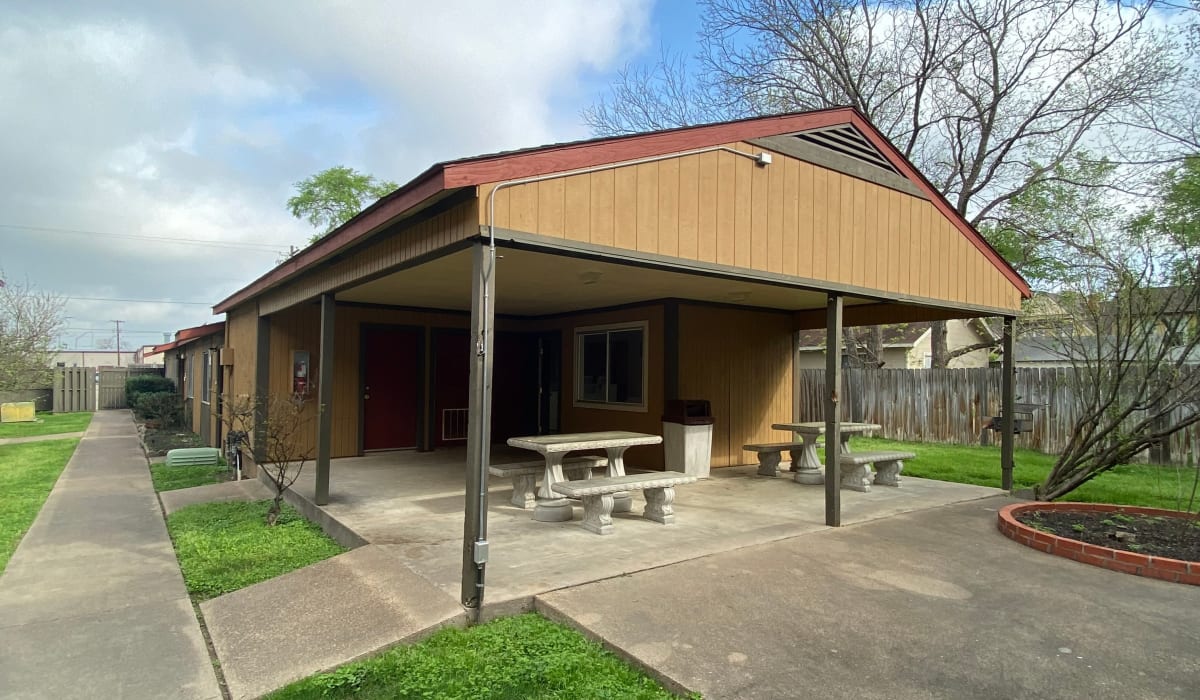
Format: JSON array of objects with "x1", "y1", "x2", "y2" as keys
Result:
[
  {"x1": 53, "y1": 367, "x2": 96, "y2": 412},
  {"x1": 99, "y1": 368, "x2": 128, "y2": 409}
]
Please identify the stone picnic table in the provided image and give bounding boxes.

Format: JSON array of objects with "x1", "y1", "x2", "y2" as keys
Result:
[
  {"x1": 506, "y1": 431, "x2": 663, "y2": 523},
  {"x1": 770, "y1": 422, "x2": 881, "y2": 484}
]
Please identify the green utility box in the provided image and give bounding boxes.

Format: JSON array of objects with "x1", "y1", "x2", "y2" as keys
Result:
[{"x1": 165, "y1": 447, "x2": 221, "y2": 467}]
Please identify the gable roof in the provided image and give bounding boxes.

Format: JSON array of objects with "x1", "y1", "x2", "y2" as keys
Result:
[{"x1": 215, "y1": 107, "x2": 1031, "y2": 314}]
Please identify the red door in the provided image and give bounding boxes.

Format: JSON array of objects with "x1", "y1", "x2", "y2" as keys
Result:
[{"x1": 362, "y1": 327, "x2": 420, "y2": 450}]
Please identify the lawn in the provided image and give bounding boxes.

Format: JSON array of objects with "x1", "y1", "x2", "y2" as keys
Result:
[
  {"x1": 268, "y1": 613, "x2": 688, "y2": 700},
  {"x1": 167, "y1": 500, "x2": 346, "y2": 599},
  {"x1": 0, "y1": 412, "x2": 91, "y2": 439},
  {"x1": 0, "y1": 438, "x2": 80, "y2": 573},
  {"x1": 844, "y1": 436, "x2": 1199, "y2": 512},
  {"x1": 150, "y1": 462, "x2": 229, "y2": 492}
]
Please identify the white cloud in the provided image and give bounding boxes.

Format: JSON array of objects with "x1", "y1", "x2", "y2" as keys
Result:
[{"x1": 0, "y1": 1, "x2": 651, "y2": 346}]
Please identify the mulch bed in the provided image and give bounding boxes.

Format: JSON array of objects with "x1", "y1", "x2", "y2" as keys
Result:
[
  {"x1": 1015, "y1": 509, "x2": 1200, "y2": 562},
  {"x1": 139, "y1": 423, "x2": 207, "y2": 457}
]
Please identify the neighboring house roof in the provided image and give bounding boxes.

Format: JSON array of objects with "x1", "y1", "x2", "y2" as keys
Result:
[
  {"x1": 148, "y1": 322, "x2": 225, "y2": 356},
  {"x1": 214, "y1": 106, "x2": 1030, "y2": 315},
  {"x1": 796, "y1": 318, "x2": 998, "y2": 351},
  {"x1": 1015, "y1": 334, "x2": 1200, "y2": 364}
]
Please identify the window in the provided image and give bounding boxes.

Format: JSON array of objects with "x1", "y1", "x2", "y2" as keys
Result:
[
  {"x1": 574, "y1": 322, "x2": 647, "y2": 411},
  {"x1": 201, "y1": 351, "x2": 212, "y2": 405},
  {"x1": 186, "y1": 354, "x2": 195, "y2": 399}
]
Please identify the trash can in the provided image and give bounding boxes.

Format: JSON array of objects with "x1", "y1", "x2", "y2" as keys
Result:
[{"x1": 662, "y1": 399, "x2": 714, "y2": 478}]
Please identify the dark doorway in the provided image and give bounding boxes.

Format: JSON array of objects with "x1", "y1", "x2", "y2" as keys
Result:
[
  {"x1": 432, "y1": 330, "x2": 470, "y2": 447},
  {"x1": 429, "y1": 329, "x2": 560, "y2": 446},
  {"x1": 362, "y1": 326, "x2": 422, "y2": 451}
]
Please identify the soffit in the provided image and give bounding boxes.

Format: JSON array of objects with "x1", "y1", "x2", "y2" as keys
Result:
[{"x1": 336, "y1": 247, "x2": 876, "y2": 316}]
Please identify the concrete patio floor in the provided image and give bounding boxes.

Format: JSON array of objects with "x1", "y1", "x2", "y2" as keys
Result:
[{"x1": 281, "y1": 447, "x2": 1005, "y2": 606}]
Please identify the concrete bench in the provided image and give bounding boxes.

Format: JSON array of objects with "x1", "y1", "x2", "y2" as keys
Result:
[
  {"x1": 838, "y1": 450, "x2": 915, "y2": 492},
  {"x1": 552, "y1": 472, "x2": 699, "y2": 535},
  {"x1": 743, "y1": 441, "x2": 811, "y2": 477},
  {"x1": 489, "y1": 456, "x2": 607, "y2": 509}
]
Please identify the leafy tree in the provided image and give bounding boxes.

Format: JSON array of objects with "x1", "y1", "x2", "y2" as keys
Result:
[
  {"x1": 0, "y1": 271, "x2": 67, "y2": 391},
  {"x1": 287, "y1": 166, "x2": 398, "y2": 244},
  {"x1": 586, "y1": 0, "x2": 1192, "y2": 366}
]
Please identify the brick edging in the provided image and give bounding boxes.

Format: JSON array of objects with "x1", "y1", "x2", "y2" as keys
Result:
[{"x1": 997, "y1": 502, "x2": 1199, "y2": 586}]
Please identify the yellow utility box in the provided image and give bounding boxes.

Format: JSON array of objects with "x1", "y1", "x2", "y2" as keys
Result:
[{"x1": 0, "y1": 401, "x2": 37, "y2": 423}]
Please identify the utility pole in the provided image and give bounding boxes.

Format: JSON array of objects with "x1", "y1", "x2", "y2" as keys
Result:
[{"x1": 111, "y1": 320, "x2": 124, "y2": 366}]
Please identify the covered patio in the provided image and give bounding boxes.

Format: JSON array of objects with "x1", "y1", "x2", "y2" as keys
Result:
[
  {"x1": 213, "y1": 108, "x2": 1031, "y2": 614},
  {"x1": 279, "y1": 449, "x2": 1003, "y2": 605}
]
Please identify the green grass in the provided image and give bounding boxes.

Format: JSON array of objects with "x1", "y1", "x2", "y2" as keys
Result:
[
  {"x1": 167, "y1": 500, "x2": 346, "y2": 600},
  {"x1": 0, "y1": 439, "x2": 80, "y2": 573},
  {"x1": 0, "y1": 412, "x2": 92, "y2": 439},
  {"x1": 268, "y1": 613, "x2": 689, "y2": 700},
  {"x1": 150, "y1": 462, "x2": 229, "y2": 492},
  {"x1": 838, "y1": 436, "x2": 1200, "y2": 512}
]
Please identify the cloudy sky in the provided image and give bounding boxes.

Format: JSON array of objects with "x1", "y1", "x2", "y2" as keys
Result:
[{"x1": 0, "y1": 1, "x2": 699, "y2": 352}]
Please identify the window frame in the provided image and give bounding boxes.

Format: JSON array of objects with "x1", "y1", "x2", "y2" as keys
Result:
[
  {"x1": 572, "y1": 321, "x2": 649, "y2": 413},
  {"x1": 200, "y1": 351, "x2": 212, "y2": 406},
  {"x1": 186, "y1": 353, "x2": 195, "y2": 400}
]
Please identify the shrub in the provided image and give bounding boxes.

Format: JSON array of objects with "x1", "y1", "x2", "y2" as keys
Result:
[
  {"x1": 126, "y1": 375, "x2": 175, "y2": 406},
  {"x1": 134, "y1": 391, "x2": 184, "y2": 426}
]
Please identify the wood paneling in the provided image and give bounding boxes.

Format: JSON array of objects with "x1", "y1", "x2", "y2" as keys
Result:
[
  {"x1": 678, "y1": 304, "x2": 793, "y2": 468},
  {"x1": 225, "y1": 304, "x2": 258, "y2": 400},
  {"x1": 266, "y1": 304, "x2": 471, "y2": 459},
  {"x1": 259, "y1": 200, "x2": 475, "y2": 316},
  {"x1": 481, "y1": 143, "x2": 1023, "y2": 313},
  {"x1": 519, "y1": 303, "x2": 667, "y2": 469}
]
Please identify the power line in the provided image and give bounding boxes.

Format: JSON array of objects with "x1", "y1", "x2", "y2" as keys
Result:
[
  {"x1": 0, "y1": 223, "x2": 290, "y2": 252},
  {"x1": 64, "y1": 295, "x2": 213, "y2": 306},
  {"x1": 63, "y1": 327, "x2": 173, "y2": 333}
]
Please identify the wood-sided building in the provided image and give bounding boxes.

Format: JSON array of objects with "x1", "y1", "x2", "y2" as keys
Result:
[
  {"x1": 149, "y1": 322, "x2": 225, "y2": 445},
  {"x1": 210, "y1": 108, "x2": 1029, "y2": 523}
]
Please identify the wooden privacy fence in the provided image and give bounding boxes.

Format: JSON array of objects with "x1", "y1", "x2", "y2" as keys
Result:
[
  {"x1": 50, "y1": 365, "x2": 165, "y2": 411},
  {"x1": 796, "y1": 368, "x2": 1198, "y2": 463},
  {"x1": 99, "y1": 366, "x2": 164, "y2": 409},
  {"x1": 53, "y1": 367, "x2": 96, "y2": 412}
]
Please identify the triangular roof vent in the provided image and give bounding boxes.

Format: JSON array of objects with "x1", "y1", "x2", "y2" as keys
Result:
[{"x1": 791, "y1": 124, "x2": 901, "y2": 176}]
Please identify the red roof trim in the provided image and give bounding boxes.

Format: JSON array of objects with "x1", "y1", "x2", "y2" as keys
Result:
[
  {"x1": 149, "y1": 322, "x2": 225, "y2": 355},
  {"x1": 214, "y1": 106, "x2": 1029, "y2": 313},
  {"x1": 213, "y1": 169, "x2": 447, "y2": 313},
  {"x1": 442, "y1": 109, "x2": 858, "y2": 187},
  {"x1": 845, "y1": 113, "x2": 1031, "y2": 299}
]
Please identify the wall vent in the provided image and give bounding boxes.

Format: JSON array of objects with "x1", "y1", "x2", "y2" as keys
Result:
[{"x1": 791, "y1": 124, "x2": 901, "y2": 176}]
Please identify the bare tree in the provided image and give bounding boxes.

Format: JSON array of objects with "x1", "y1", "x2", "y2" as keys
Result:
[
  {"x1": 586, "y1": 0, "x2": 1191, "y2": 365},
  {"x1": 1036, "y1": 156, "x2": 1200, "y2": 500},
  {"x1": 221, "y1": 393, "x2": 315, "y2": 525},
  {"x1": 0, "y1": 270, "x2": 67, "y2": 391},
  {"x1": 1037, "y1": 274, "x2": 1200, "y2": 500}
]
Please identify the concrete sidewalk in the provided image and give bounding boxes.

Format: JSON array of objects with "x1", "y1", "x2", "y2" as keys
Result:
[
  {"x1": 538, "y1": 495, "x2": 1200, "y2": 700},
  {"x1": 0, "y1": 411, "x2": 221, "y2": 700}
]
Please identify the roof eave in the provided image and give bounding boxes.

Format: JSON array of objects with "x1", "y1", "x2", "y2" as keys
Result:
[{"x1": 213, "y1": 168, "x2": 451, "y2": 314}]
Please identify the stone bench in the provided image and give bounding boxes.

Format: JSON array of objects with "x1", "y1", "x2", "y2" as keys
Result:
[
  {"x1": 743, "y1": 441, "x2": 811, "y2": 477},
  {"x1": 489, "y1": 456, "x2": 607, "y2": 509},
  {"x1": 552, "y1": 472, "x2": 699, "y2": 535},
  {"x1": 838, "y1": 450, "x2": 915, "y2": 492}
]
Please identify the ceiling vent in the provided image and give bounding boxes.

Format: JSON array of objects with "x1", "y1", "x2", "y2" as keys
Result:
[{"x1": 791, "y1": 124, "x2": 901, "y2": 176}]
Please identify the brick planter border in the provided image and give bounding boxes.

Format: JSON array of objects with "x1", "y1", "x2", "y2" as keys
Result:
[{"x1": 997, "y1": 502, "x2": 1200, "y2": 586}]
